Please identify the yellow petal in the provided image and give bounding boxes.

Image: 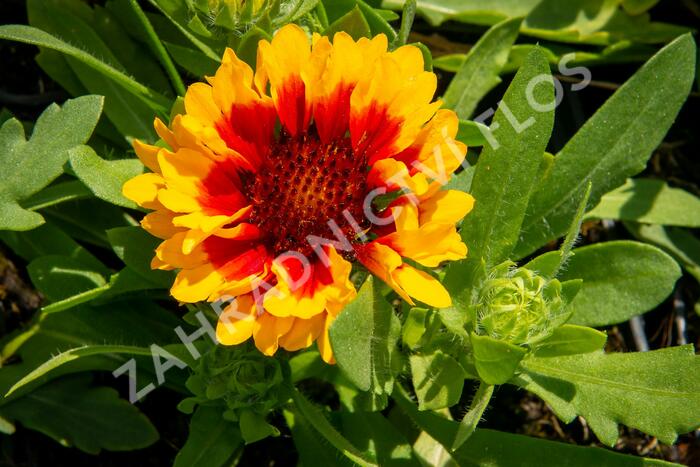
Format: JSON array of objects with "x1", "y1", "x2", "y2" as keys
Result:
[
  {"x1": 253, "y1": 312, "x2": 294, "y2": 356},
  {"x1": 171, "y1": 264, "x2": 225, "y2": 302},
  {"x1": 278, "y1": 314, "x2": 325, "y2": 352},
  {"x1": 122, "y1": 173, "x2": 165, "y2": 209},
  {"x1": 393, "y1": 265, "x2": 451, "y2": 308},
  {"x1": 216, "y1": 295, "x2": 257, "y2": 345}
]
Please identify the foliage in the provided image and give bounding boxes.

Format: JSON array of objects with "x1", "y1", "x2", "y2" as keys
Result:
[{"x1": 0, "y1": 0, "x2": 698, "y2": 465}]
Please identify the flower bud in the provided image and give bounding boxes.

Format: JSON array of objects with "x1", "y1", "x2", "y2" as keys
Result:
[
  {"x1": 474, "y1": 261, "x2": 566, "y2": 345},
  {"x1": 183, "y1": 344, "x2": 289, "y2": 416}
]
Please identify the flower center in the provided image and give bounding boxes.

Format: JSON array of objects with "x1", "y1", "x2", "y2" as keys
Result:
[{"x1": 245, "y1": 130, "x2": 370, "y2": 258}]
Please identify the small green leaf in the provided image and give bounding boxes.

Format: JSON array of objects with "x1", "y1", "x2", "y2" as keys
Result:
[
  {"x1": 516, "y1": 346, "x2": 700, "y2": 446},
  {"x1": 69, "y1": 145, "x2": 143, "y2": 208},
  {"x1": 587, "y1": 178, "x2": 700, "y2": 227},
  {"x1": 330, "y1": 277, "x2": 400, "y2": 401},
  {"x1": 174, "y1": 406, "x2": 242, "y2": 467},
  {"x1": 442, "y1": 17, "x2": 522, "y2": 119},
  {"x1": 410, "y1": 350, "x2": 465, "y2": 410},
  {"x1": 533, "y1": 325, "x2": 606, "y2": 358},
  {"x1": 324, "y1": 6, "x2": 371, "y2": 40},
  {"x1": 470, "y1": 333, "x2": 527, "y2": 385},
  {"x1": 515, "y1": 34, "x2": 697, "y2": 257},
  {"x1": 239, "y1": 409, "x2": 279, "y2": 444},
  {"x1": 554, "y1": 241, "x2": 681, "y2": 327}
]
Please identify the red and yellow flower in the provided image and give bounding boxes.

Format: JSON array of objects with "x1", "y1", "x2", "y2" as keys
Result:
[{"x1": 123, "y1": 25, "x2": 474, "y2": 363}]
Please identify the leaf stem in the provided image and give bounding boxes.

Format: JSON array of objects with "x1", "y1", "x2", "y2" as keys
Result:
[
  {"x1": 452, "y1": 381, "x2": 494, "y2": 451},
  {"x1": 128, "y1": 0, "x2": 186, "y2": 96},
  {"x1": 393, "y1": 0, "x2": 416, "y2": 48}
]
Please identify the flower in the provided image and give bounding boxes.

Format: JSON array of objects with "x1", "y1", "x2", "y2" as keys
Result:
[{"x1": 123, "y1": 25, "x2": 474, "y2": 363}]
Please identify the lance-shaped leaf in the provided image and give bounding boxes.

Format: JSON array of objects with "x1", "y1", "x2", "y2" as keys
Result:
[
  {"x1": 442, "y1": 17, "x2": 522, "y2": 119},
  {"x1": 514, "y1": 345, "x2": 700, "y2": 446},
  {"x1": 514, "y1": 34, "x2": 697, "y2": 258},
  {"x1": 174, "y1": 406, "x2": 242, "y2": 467},
  {"x1": 456, "y1": 46, "x2": 554, "y2": 269}
]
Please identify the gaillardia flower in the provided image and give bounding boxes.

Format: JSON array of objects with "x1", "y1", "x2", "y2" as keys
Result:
[{"x1": 123, "y1": 25, "x2": 474, "y2": 363}]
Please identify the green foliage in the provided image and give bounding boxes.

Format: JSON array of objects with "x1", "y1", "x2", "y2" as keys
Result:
[
  {"x1": 441, "y1": 17, "x2": 522, "y2": 119},
  {"x1": 0, "y1": 1, "x2": 697, "y2": 464},
  {"x1": 455, "y1": 47, "x2": 554, "y2": 269},
  {"x1": 528, "y1": 241, "x2": 681, "y2": 327},
  {"x1": 0, "y1": 375, "x2": 158, "y2": 454},
  {"x1": 174, "y1": 406, "x2": 242, "y2": 467},
  {"x1": 587, "y1": 178, "x2": 700, "y2": 227},
  {"x1": 329, "y1": 277, "x2": 401, "y2": 409},
  {"x1": 0, "y1": 96, "x2": 103, "y2": 231},
  {"x1": 515, "y1": 34, "x2": 697, "y2": 257},
  {"x1": 515, "y1": 346, "x2": 700, "y2": 446}
]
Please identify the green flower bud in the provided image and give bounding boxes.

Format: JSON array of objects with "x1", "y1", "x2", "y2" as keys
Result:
[
  {"x1": 474, "y1": 261, "x2": 566, "y2": 345},
  {"x1": 191, "y1": 0, "x2": 274, "y2": 31},
  {"x1": 182, "y1": 344, "x2": 289, "y2": 416}
]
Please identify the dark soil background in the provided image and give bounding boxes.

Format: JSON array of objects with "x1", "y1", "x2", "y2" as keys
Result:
[{"x1": 0, "y1": 0, "x2": 699, "y2": 465}]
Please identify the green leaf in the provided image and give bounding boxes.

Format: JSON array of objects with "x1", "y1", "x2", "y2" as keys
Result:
[
  {"x1": 587, "y1": 178, "x2": 700, "y2": 227},
  {"x1": 69, "y1": 145, "x2": 143, "y2": 208},
  {"x1": 340, "y1": 411, "x2": 421, "y2": 466},
  {"x1": 515, "y1": 346, "x2": 700, "y2": 446},
  {"x1": 329, "y1": 277, "x2": 400, "y2": 403},
  {"x1": 324, "y1": 6, "x2": 372, "y2": 40},
  {"x1": 127, "y1": 0, "x2": 185, "y2": 95},
  {"x1": 402, "y1": 307, "x2": 428, "y2": 349},
  {"x1": 239, "y1": 409, "x2": 278, "y2": 444},
  {"x1": 284, "y1": 408, "x2": 349, "y2": 467},
  {"x1": 1, "y1": 374, "x2": 158, "y2": 454},
  {"x1": 291, "y1": 389, "x2": 377, "y2": 467},
  {"x1": 442, "y1": 17, "x2": 522, "y2": 119},
  {"x1": 470, "y1": 333, "x2": 527, "y2": 385},
  {"x1": 174, "y1": 406, "x2": 242, "y2": 467},
  {"x1": 392, "y1": 0, "x2": 416, "y2": 48},
  {"x1": 547, "y1": 241, "x2": 681, "y2": 327},
  {"x1": 515, "y1": 34, "x2": 697, "y2": 258},
  {"x1": 456, "y1": 119, "x2": 490, "y2": 147},
  {"x1": 164, "y1": 41, "x2": 219, "y2": 77},
  {"x1": 452, "y1": 381, "x2": 493, "y2": 450},
  {"x1": 0, "y1": 222, "x2": 108, "y2": 273},
  {"x1": 27, "y1": 255, "x2": 106, "y2": 302},
  {"x1": 6, "y1": 345, "x2": 153, "y2": 397},
  {"x1": 533, "y1": 324, "x2": 607, "y2": 358},
  {"x1": 19, "y1": 181, "x2": 92, "y2": 212},
  {"x1": 626, "y1": 223, "x2": 700, "y2": 283},
  {"x1": 456, "y1": 47, "x2": 554, "y2": 268},
  {"x1": 0, "y1": 25, "x2": 170, "y2": 111},
  {"x1": 0, "y1": 96, "x2": 103, "y2": 231},
  {"x1": 409, "y1": 350, "x2": 465, "y2": 410},
  {"x1": 108, "y1": 226, "x2": 175, "y2": 287},
  {"x1": 40, "y1": 283, "x2": 112, "y2": 315},
  {"x1": 393, "y1": 386, "x2": 676, "y2": 467}
]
